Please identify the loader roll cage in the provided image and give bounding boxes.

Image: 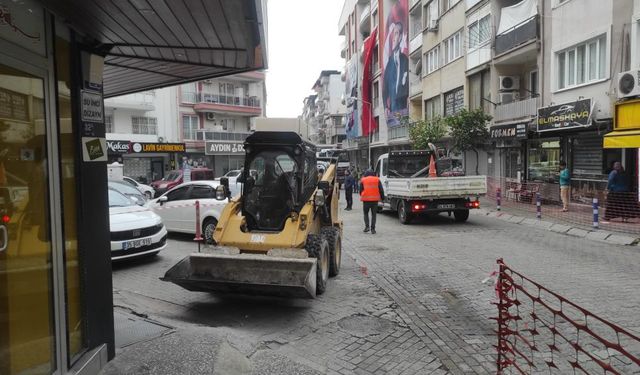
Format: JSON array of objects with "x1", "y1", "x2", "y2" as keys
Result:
[{"x1": 241, "y1": 132, "x2": 317, "y2": 231}]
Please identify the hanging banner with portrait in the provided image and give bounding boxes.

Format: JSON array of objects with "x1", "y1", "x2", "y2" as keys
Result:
[
  {"x1": 345, "y1": 55, "x2": 360, "y2": 139},
  {"x1": 382, "y1": 0, "x2": 409, "y2": 128}
]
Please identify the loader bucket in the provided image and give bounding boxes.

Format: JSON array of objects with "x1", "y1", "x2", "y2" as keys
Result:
[{"x1": 160, "y1": 252, "x2": 317, "y2": 298}]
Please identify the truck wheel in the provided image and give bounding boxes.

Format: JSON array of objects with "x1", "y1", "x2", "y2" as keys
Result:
[
  {"x1": 305, "y1": 235, "x2": 329, "y2": 295},
  {"x1": 321, "y1": 227, "x2": 341, "y2": 277},
  {"x1": 398, "y1": 200, "x2": 412, "y2": 225},
  {"x1": 203, "y1": 218, "x2": 218, "y2": 244},
  {"x1": 454, "y1": 209, "x2": 469, "y2": 222}
]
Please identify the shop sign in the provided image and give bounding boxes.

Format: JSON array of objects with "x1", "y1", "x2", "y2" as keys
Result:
[
  {"x1": 130, "y1": 142, "x2": 186, "y2": 153},
  {"x1": 81, "y1": 137, "x2": 107, "y2": 162},
  {"x1": 205, "y1": 141, "x2": 245, "y2": 155},
  {"x1": 81, "y1": 90, "x2": 104, "y2": 123},
  {"x1": 106, "y1": 140, "x2": 130, "y2": 154},
  {"x1": 490, "y1": 123, "x2": 527, "y2": 140},
  {"x1": 537, "y1": 99, "x2": 592, "y2": 132}
]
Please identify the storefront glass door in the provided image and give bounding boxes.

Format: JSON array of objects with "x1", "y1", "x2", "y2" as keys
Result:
[{"x1": 0, "y1": 64, "x2": 56, "y2": 374}]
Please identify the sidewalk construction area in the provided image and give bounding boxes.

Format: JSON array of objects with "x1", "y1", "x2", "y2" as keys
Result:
[{"x1": 101, "y1": 198, "x2": 640, "y2": 375}]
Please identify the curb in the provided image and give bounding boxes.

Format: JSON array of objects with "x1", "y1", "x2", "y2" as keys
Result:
[{"x1": 478, "y1": 209, "x2": 640, "y2": 246}]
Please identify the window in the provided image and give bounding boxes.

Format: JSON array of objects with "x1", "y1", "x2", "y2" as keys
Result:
[
  {"x1": 468, "y1": 15, "x2": 490, "y2": 50},
  {"x1": 530, "y1": 70, "x2": 538, "y2": 96},
  {"x1": 166, "y1": 186, "x2": 189, "y2": 201},
  {"x1": 105, "y1": 115, "x2": 113, "y2": 133},
  {"x1": 556, "y1": 34, "x2": 607, "y2": 90},
  {"x1": 373, "y1": 81, "x2": 380, "y2": 109},
  {"x1": 131, "y1": 116, "x2": 157, "y2": 135},
  {"x1": 426, "y1": 46, "x2": 439, "y2": 74},
  {"x1": 528, "y1": 139, "x2": 560, "y2": 183},
  {"x1": 373, "y1": 44, "x2": 379, "y2": 72},
  {"x1": 424, "y1": 96, "x2": 441, "y2": 120},
  {"x1": 181, "y1": 83, "x2": 196, "y2": 103},
  {"x1": 443, "y1": 87, "x2": 464, "y2": 116},
  {"x1": 442, "y1": 0, "x2": 460, "y2": 13},
  {"x1": 220, "y1": 118, "x2": 235, "y2": 131},
  {"x1": 443, "y1": 31, "x2": 462, "y2": 64},
  {"x1": 424, "y1": 1, "x2": 438, "y2": 29},
  {"x1": 182, "y1": 115, "x2": 199, "y2": 140},
  {"x1": 468, "y1": 70, "x2": 490, "y2": 111},
  {"x1": 188, "y1": 185, "x2": 215, "y2": 200},
  {"x1": 372, "y1": 9, "x2": 378, "y2": 29}
]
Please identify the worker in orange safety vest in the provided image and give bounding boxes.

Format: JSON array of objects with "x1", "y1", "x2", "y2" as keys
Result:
[{"x1": 359, "y1": 169, "x2": 385, "y2": 234}]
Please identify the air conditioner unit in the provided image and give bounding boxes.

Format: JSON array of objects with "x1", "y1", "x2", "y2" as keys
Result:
[
  {"x1": 617, "y1": 70, "x2": 640, "y2": 99},
  {"x1": 499, "y1": 76, "x2": 520, "y2": 91},
  {"x1": 428, "y1": 19, "x2": 438, "y2": 32},
  {"x1": 157, "y1": 136, "x2": 165, "y2": 143},
  {"x1": 499, "y1": 91, "x2": 520, "y2": 104},
  {"x1": 205, "y1": 112, "x2": 216, "y2": 121}
]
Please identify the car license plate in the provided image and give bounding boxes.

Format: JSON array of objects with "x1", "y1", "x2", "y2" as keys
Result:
[
  {"x1": 123, "y1": 238, "x2": 152, "y2": 250},
  {"x1": 437, "y1": 204, "x2": 456, "y2": 209}
]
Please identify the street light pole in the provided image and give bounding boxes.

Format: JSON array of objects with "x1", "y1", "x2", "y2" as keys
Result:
[{"x1": 347, "y1": 96, "x2": 373, "y2": 170}]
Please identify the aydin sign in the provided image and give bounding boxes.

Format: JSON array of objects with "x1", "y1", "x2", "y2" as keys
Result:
[{"x1": 205, "y1": 141, "x2": 245, "y2": 155}]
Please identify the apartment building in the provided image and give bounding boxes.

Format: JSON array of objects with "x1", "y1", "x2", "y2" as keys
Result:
[
  {"x1": 302, "y1": 94, "x2": 320, "y2": 143},
  {"x1": 178, "y1": 71, "x2": 267, "y2": 177},
  {"x1": 105, "y1": 88, "x2": 183, "y2": 183},
  {"x1": 340, "y1": 0, "x2": 640, "y2": 201},
  {"x1": 311, "y1": 70, "x2": 347, "y2": 145}
]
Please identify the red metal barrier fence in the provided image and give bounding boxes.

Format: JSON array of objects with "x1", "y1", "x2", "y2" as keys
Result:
[
  {"x1": 486, "y1": 177, "x2": 640, "y2": 235},
  {"x1": 494, "y1": 259, "x2": 640, "y2": 374}
]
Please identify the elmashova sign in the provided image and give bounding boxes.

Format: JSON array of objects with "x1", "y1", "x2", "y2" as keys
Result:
[{"x1": 537, "y1": 99, "x2": 592, "y2": 132}]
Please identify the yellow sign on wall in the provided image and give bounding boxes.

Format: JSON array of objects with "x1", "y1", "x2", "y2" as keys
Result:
[{"x1": 615, "y1": 99, "x2": 640, "y2": 130}]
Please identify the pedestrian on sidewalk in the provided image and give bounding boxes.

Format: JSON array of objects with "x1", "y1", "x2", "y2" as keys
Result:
[
  {"x1": 359, "y1": 169, "x2": 385, "y2": 234},
  {"x1": 559, "y1": 161, "x2": 571, "y2": 212},
  {"x1": 603, "y1": 161, "x2": 639, "y2": 223},
  {"x1": 344, "y1": 169, "x2": 355, "y2": 210}
]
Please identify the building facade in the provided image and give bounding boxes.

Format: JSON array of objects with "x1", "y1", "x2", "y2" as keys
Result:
[
  {"x1": 177, "y1": 72, "x2": 267, "y2": 177},
  {"x1": 339, "y1": 0, "x2": 639, "y2": 203},
  {"x1": 311, "y1": 70, "x2": 347, "y2": 145}
]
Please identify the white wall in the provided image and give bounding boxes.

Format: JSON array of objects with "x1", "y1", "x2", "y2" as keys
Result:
[
  {"x1": 548, "y1": 0, "x2": 613, "y2": 119},
  {"x1": 254, "y1": 117, "x2": 309, "y2": 140},
  {"x1": 328, "y1": 75, "x2": 347, "y2": 114}
]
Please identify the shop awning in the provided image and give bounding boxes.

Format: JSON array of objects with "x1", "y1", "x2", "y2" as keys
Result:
[
  {"x1": 44, "y1": 0, "x2": 267, "y2": 97},
  {"x1": 603, "y1": 130, "x2": 640, "y2": 148}
]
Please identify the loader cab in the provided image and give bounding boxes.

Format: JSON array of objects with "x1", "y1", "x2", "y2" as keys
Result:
[{"x1": 240, "y1": 132, "x2": 317, "y2": 231}]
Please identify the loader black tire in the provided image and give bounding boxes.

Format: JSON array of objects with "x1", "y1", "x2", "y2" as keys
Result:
[
  {"x1": 321, "y1": 227, "x2": 341, "y2": 277},
  {"x1": 305, "y1": 234, "x2": 329, "y2": 295},
  {"x1": 203, "y1": 217, "x2": 218, "y2": 244}
]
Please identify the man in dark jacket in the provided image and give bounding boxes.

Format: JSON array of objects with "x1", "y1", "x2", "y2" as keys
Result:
[
  {"x1": 359, "y1": 169, "x2": 385, "y2": 234},
  {"x1": 344, "y1": 169, "x2": 355, "y2": 210}
]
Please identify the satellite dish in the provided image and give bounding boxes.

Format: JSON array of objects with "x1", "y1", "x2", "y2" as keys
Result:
[{"x1": 414, "y1": 60, "x2": 422, "y2": 75}]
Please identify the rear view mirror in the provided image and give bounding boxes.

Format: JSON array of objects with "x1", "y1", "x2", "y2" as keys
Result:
[
  {"x1": 215, "y1": 185, "x2": 227, "y2": 200},
  {"x1": 158, "y1": 196, "x2": 168, "y2": 205}
]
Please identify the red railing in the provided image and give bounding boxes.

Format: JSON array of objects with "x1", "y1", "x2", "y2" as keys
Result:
[
  {"x1": 494, "y1": 259, "x2": 640, "y2": 374},
  {"x1": 486, "y1": 177, "x2": 640, "y2": 235}
]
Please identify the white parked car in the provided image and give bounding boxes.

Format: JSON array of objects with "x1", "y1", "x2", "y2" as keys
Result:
[
  {"x1": 109, "y1": 188, "x2": 167, "y2": 261},
  {"x1": 147, "y1": 181, "x2": 229, "y2": 243},
  {"x1": 122, "y1": 176, "x2": 155, "y2": 199}
]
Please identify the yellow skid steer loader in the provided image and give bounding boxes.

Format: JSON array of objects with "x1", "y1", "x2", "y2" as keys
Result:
[{"x1": 161, "y1": 132, "x2": 342, "y2": 298}]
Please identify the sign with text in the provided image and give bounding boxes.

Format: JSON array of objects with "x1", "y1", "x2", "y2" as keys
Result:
[
  {"x1": 130, "y1": 142, "x2": 185, "y2": 153},
  {"x1": 81, "y1": 137, "x2": 107, "y2": 162},
  {"x1": 81, "y1": 90, "x2": 104, "y2": 123},
  {"x1": 106, "y1": 140, "x2": 130, "y2": 154},
  {"x1": 490, "y1": 123, "x2": 528, "y2": 140},
  {"x1": 205, "y1": 141, "x2": 245, "y2": 155},
  {"x1": 537, "y1": 99, "x2": 592, "y2": 132}
]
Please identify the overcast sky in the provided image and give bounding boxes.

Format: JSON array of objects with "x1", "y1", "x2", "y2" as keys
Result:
[{"x1": 265, "y1": 0, "x2": 345, "y2": 118}]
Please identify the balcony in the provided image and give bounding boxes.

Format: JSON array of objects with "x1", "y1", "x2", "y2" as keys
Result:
[
  {"x1": 105, "y1": 92, "x2": 155, "y2": 111},
  {"x1": 360, "y1": 4, "x2": 371, "y2": 27},
  {"x1": 409, "y1": 33, "x2": 423, "y2": 54},
  {"x1": 495, "y1": 16, "x2": 538, "y2": 56},
  {"x1": 494, "y1": 96, "x2": 540, "y2": 123},
  {"x1": 193, "y1": 93, "x2": 262, "y2": 116},
  {"x1": 388, "y1": 122, "x2": 413, "y2": 141},
  {"x1": 195, "y1": 130, "x2": 251, "y2": 142},
  {"x1": 409, "y1": 74, "x2": 422, "y2": 97}
]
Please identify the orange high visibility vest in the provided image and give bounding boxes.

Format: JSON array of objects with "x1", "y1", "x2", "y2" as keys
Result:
[{"x1": 360, "y1": 176, "x2": 382, "y2": 202}]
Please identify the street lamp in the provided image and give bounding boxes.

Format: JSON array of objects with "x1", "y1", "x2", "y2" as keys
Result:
[{"x1": 345, "y1": 95, "x2": 373, "y2": 169}]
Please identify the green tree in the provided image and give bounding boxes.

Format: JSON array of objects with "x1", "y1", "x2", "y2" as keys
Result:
[
  {"x1": 408, "y1": 116, "x2": 447, "y2": 151},
  {"x1": 445, "y1": 108, "x2": 491, "y2": 175}
]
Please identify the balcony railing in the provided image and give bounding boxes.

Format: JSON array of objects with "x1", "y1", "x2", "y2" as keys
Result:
[
  {"x1": 409, "y1": 32, "x2": 422, "y2": 54},
  {"x1": 195, "y1": 130, "x2": 251, "y2": 141},
  {"x1": 196, "y1": 93, "x2": 261, "y2": 108},
  {"x1": 388, "y1": 122, "x2": 414, "y2": 140},
  {"x1": 494, "y1": 96, "x2": 540, "y2": 123},
  {"x1": 495, "y1": 15, "x2": 538, "y2": 55},
  {"x1": 409, "y1": 74, "x2": 422, "y2": 97},
  {"x1": 360, "y1": 4, "x2": 371, "y2": 26}
]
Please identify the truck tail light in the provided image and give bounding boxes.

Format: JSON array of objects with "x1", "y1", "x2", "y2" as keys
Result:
[{"x1": 465, "y1": 201, "x2": 480, "y2": 209}]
